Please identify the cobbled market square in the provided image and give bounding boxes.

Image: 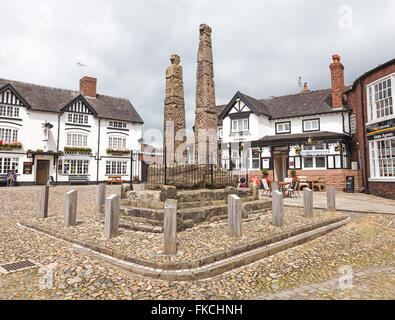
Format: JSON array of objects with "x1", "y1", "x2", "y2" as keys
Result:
[{"x1": 0, "y1": 0, "x2": 394, "y2": 310}]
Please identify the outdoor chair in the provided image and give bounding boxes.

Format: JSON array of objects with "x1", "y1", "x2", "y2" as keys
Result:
[
  {"x1": 261, "y1": 179, "x2": 271, "y2": 197},
  {"x1": 316, "y1": 176, "x2": 327, "y2": 191},
  {"x1": 287, "y1": 179, "x2": 300, "y2": 198},
  {"x1": 298, "y1": 176, "x2": 309, "y2": 190}
]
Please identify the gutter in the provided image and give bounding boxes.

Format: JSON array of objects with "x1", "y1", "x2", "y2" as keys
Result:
[
  {"x1": 55, "y1": 113, "x2": 61, "y2": 184},
  {"x1": 96, "y1": 118, "x2": 101, "y2": 183}
]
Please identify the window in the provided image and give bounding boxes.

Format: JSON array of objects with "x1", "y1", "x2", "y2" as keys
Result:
[
  {"x1": 108, "y1": 136, "x2": 127, "y2": 149},
  {"x1": 0, "y1": 105, "x2": 19, "y2": 118},
  {"x1": 0, "y1": 128, "x2": 18, "y2": 143},
  {"x1": 218, "y1": 127, "x2": 223, "y2": 139},
  {"x1": 367, "y1": 77, "x2": 393, "y2": 122},
  {"x1": 370, "y1": 138, "x2": 395, "y2": 179},
  {"x1": 67, "y1": 113, "x2": 89, "y2": 124},
  {"x1": 303, "y1": 119, "x2": 320, "y2": 132},
  {"x1": 109, "y1": 121, "x2": 127, "y2": 129},
  {"x1": 276, "y1": 122, "x2": 291, "y2": 134},
  {"x1": 301, "y1": 143, "x2": 327, "y2": 169},
  {"x1": 106, "y1": 160, "x2": 127, "y2": 175},
  {"x1": 0, "y1": 157, "x2": 19, "y2": 173},
  {"x1": 251, "y1": 148, "x2": 261, "y2": 169},
  {"x1": 66, "y1": 133, "x2": 88, "y2": 147},
  {"x1": 58, "y1": 159, "x2": 89, "y2": 175},
  {"x1": 231, "y1": 118, "x2": 249, "y2": 132}
]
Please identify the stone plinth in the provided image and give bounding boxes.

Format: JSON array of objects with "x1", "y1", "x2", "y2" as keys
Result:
[
  {"x1": 163, "y1": 199, "x2": 177, "y2": 255},
  {"x1": 64, "y1": 190, "x2": 77, "y2": 227},
  {"x1": 272, "y1": 191, "x2": 284, "y2": 227},
  {"x1": 327, "y1": 186, "x2": 336, "y2": 211},
  {"x1": 228, "y1": 194, "x2": 242, "y2": 238},
  {"x1": 104, "y1": 194, "x2": 120, "y2": 239},
  {"x1": 38, "y1": 186, "x2": 49, "y2": 219},
  {"x1": 303, "y1": 188, "x2": 313, "y2": 218}
]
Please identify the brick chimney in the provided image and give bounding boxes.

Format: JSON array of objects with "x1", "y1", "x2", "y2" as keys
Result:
[
  {"x1": 329, "y1": 54, "x2": 344, "y2": 108},
  {"x1": 80, "y1": 76, "x2": 97, "y2": 98}
]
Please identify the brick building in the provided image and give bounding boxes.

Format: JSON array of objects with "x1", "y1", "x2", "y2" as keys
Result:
[{"x1": 346, "y1": 58, "x2": 395, "y2": 199}]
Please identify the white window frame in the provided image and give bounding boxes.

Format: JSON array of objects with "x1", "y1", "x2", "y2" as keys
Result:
[
  {"x1": 66, "y1": 133, "x2": 88, "y2": 147},
  {"x1": 108, "y1": 136, "x2": 127, "y2": 150},
  {"x1": 0, "y1": 105, "x2": 20, "y2": 118},
  {"x1": 276, "y1": 122, "x2": 291, "y2": 134},
  {"x1": 369, "y1": 137, "x2": 395, "y2": 180},
  {"x1": 303, "y1": 119, "x2": 320, "y2": 132},
  {"x1": 109, "y1": 121, "x2": 127, "y2": 129},
  {"x1": 67, "y1": 113, "x2": 89, "y2": 125},
  {"x1": 301, "y1": 143, "x2": 327, "y2": 170},
  {"x1": 105, "y1": 160, "x2": 128, "y2": 175},
  {"x1": 366, "y1": 73, "x2": 394, "y2": 124},
  {"x1": 0, "y1": 157, "x2": 19, "y2": 174},
  {"x1": 58, "y1": 159, "x2": 89, "y2": 175},
  {"x1": 231, "y1": 118, "x2": 249, "y2": 133},
  {"x1": 0, "y1": 127, "x2": 18, "y2": 143},
  {"x1": 251, "y1": 148, "x2": 261, "y2": 169}
]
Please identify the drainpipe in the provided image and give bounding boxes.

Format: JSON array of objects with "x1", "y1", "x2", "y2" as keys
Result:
[
  {"x1": 56, "y1": 113, "x2": 61, "y2": 184},
  {"x1": 96, "y1": 118, "x2": 101, "y2": 183},
  {"x1": 359, "y1": 80, "x2": 369, "y2": 194}
]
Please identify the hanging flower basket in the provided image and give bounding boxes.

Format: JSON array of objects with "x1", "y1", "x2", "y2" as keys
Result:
[
  {"x1": 295, "y1": 147, "x2": 302, "y2": 155},
  {"x1": 106, "y1": 149, "x2": 131, "y2": 155},
  {"x1": 64, "y1": 147, "x2": 92, "y2": 153},
  {"x1": 334, "y1": 145, "x2": 342, "y2": 152},
  {"x1": 0, "y1": 141, "x2": 22, "y2": 150}
]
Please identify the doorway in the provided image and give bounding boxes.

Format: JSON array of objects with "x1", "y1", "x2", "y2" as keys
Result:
[
  {"x1": 36, "y1": 160, "x2": 50, "y2": 185},
  {"x1": 274, "y1": 155, "x2": 287, "y2": 182}
]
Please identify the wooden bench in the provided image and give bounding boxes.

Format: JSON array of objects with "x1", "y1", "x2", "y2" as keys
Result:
[
  {"x1": 0, "y1": 174, "x2": 7, "y2": 185},
  {"x1": 68, "y1": 175, "x2": 90, "y2": 185},
  {"x1": 105, "y1": 176, "x2": 124, "y2": 185}
]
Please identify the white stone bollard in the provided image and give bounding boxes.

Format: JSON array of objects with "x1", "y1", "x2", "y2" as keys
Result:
[
  {"x1": 38, "y1": 186, "x2": 49, "y2": 219},
  {"x1": 327, "y1": 186, "x2": 336, "y2": 211},
  {"x1": 104, "y1": 194, "x2": 120, "y2": 239},
  {"x1": 271, "y1": 181, "x2": 279, "y2": 192},
  {"x1": 96, "y1": 183, "x2": 106, "y2": 213},
  {"x1": 64, "y1": 190, "x2": 77, "y2": 227},
  {"x1": 303, "y1": 188, "x2": 313, "y2": 218},
  {"x1": 228, "y1": 194, "x2": 242, "y2": 238},
  {"x1": 272, "y1": 191, "x2": 284, "y2": 227},
  {"x1": 163, "y1": 199, "x2": 177, "y2": 255}
]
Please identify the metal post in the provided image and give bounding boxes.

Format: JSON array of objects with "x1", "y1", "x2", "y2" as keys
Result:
[{"x1": 130, "y1": 150, "x2": 134, "y2": 184}]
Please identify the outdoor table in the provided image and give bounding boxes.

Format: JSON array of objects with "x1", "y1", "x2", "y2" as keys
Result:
[
  {"x1": 278, "y1": 181, "x2": 291, "y2": 198},
  {"x1": 105, "y1": 176, "x2": 124, "y2": 185}
]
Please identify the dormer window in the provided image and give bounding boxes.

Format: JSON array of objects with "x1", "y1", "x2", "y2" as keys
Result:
[
  {"x1": 67, "y1": 113, "x2": 88, "y2": 124},
  {"x1": 109, "y1": 121, "x2": 127, "y2": 129},
  {"x1": 276, "y1": 121, "x2": 291, "y2": 134}
]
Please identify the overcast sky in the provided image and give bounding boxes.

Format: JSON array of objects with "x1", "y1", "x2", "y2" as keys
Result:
[{"x1": 1, "y1": 0, "x2": 394, "y2": 144}]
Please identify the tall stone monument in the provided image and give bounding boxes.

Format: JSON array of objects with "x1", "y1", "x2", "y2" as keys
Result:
[
  {"x1": 194, "y1": 24, "x2": 218, "y2": 164},
  {"x1": 164, "y1": 54, "x2": 186, "y2": 163}
]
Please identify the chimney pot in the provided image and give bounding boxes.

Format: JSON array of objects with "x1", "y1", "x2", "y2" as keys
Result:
[
  {"x1": 332, "y1": 54, "x2": 341, "y2": 63},
  {"x1": 80, "y1": 76, "x2": 97, "y2": 98}
]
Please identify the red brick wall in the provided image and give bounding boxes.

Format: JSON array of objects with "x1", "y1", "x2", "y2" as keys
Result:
[
  {"x1": 369, "y1": 181, "x2": 395, "y2": 200},
  {"x1": 330, "y1": 55, "x2": 345, "y2": 109},
  {"x1": 80, "y1": 76, "x2": 97, "y2": 97},
  {"x1": 347, "y1": 61, "x2": 395, "y2": 198},
  {"x1": 239, "y1": 169, "x2": 362, "y2": 191}
]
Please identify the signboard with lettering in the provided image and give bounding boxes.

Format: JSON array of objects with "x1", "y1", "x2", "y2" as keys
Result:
[
  {"x1": 367, "y1": 119, "x2": 395, "y2": 141},
  {"x1": 301, "y1": 150, "x2": 329, "y2": 156},
  {"x1": 262, "y1": 158, "x2": 270, "y2": 169}
]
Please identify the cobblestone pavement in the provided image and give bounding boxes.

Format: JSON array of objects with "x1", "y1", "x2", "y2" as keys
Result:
[{"x1": 0, "y1": 186, "x2": 393, "y2": 300}]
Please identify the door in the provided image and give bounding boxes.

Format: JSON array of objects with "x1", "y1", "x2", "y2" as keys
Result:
[
  {"x1": 274, "y1": 155, "x2": 287, "y2": 182},
  {"x1": 36, "y1": 160, "x2": 50, "y2": 185}
]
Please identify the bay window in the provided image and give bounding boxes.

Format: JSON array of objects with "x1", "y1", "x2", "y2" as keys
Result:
[{"x1": 58, "y1": 159, "x2": 89, "y2": 175}]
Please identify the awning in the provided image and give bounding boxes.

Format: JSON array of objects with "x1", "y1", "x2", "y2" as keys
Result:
[{"x1": 63, "y1": 155, "x2": 91, "y2": 160}]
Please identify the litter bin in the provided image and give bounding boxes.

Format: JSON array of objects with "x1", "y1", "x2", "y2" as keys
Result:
[{"x1": 346, "y1": 176, "x2": 355, "y2": 193}]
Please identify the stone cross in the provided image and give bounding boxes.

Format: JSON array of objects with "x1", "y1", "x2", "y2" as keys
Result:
[
  {"x1": 164, "y1": 54, "x2": 186, "y2": 163},
  {"x1": 64, "y1": 190, "x2": 77, "y2": 227},
  {"x1": 327, "y1": 186, "x2": 336, "y2": 211},
  {"x1": 228, "y1": 194, "x2": 242, "y2": 238},
  {"x1": 303, "y1": 188, "x2": 313, "y2": 218},
  {"x1": 96, "y1": 183, "x2": 106, "y2": 214},
  {"x1": 194, "y1": 24, "x2": 218, "y2": 164},
  {"x1": 104, "y1": 194, "x2": 120, "y2": 239},
  {"x1": 272, "y1": 191, "x2": 284, "y2": 227},
  {"x1": 37, "y1": 186, "x2": 49, "y2": 219},
  {"x1": 163, "y1": 199, "x2": 177, "y2": 255}
]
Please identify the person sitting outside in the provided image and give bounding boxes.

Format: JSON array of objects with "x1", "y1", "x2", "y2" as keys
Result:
[
  {"x1": 238, "y1": 177, "x2": 248, "y2": 188},
  {"x1": 6, "y1": 170, "x2": 16, "y2": 187}
]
